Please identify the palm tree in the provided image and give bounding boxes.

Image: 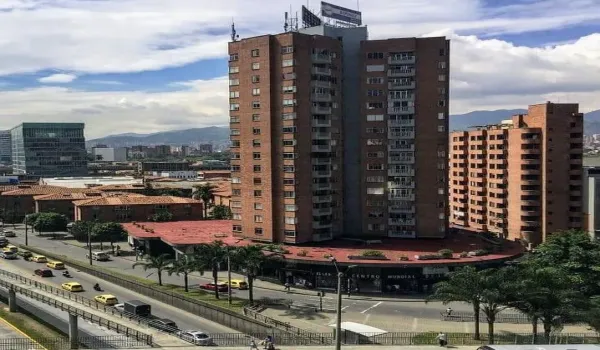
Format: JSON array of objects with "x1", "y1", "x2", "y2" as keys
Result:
[
  {"x1": 476, "y1": 268, "x2": 511, "y2": 344},
  {"x1": 192, "y1": 183, "x2": 216, "y2": 218},
  {"x1": 193, "y1": 241, "x2": 228, "y2": 299},
  {"x1": 168, "y1": 255, "x2": 197, "y2": 292},
  {"x1": 232, "y1": 245, "x2": 283, "y2": 304},
  {"x1": 132, "y1": 253, "x2": 174, "y2": 286}
]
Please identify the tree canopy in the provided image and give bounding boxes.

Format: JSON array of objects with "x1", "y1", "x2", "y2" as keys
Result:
[
  {"x1": 211, "y1": 205, "x2": 232, "y2": 220},
  {"x1": 31, "y1": 212, "x2": 68, "y2": 232}
]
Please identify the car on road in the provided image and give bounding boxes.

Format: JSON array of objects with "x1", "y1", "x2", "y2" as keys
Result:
[
  {"x1": 86, "y1": 251, "x2": 110, "y2": 261},
  {"x1": 113, "y1": 303, "x2": 125, "y2": 313},
  {"x1": 34, "y1": 269, "x2": 54, "y2": 277},
  {"x1": 5, "y1": 245, "x2": 17, "y2": 253},
  {"x1": 46, "y1": 261, "x2": 65, "y2": 270},
  {"x1": 148, "y1": 318, "x2": 178, "y2": 333},
  {"x1": 3, "y1": 230, "x2": 16, "y2": 237},
  {"x1": 61, "y1": 282, "x2": 84, "y2": 292},
  {"x1": 17, "y1": 250, "x2": 32, "y2": 259},
  {"x1": 31, "y1": 255, "x2": 48, "y2": 263},
  {"x1": 176, "y1": 330, "x2": 213, "y2": 346},
  {"x1": 200, "y1": 283, "x2": 229, "y2": 292},
  {"x1": 0, "y1": 250, "x2": 17, "y2": 259},
  {"x1": 94, "y1": 294, "x2": 119, "y2": 306},
  {"x1": 221, "y1": 279, "x2": 248, "y2": 290}
]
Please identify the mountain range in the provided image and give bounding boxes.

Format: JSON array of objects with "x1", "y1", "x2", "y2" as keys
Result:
[{"x1": 87, "y1": 108, "x2": 600, "y2": 147}]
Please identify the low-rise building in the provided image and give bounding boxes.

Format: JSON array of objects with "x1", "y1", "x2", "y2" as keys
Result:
[
  {"x1": 139, "y1": 162, "x2": 190, "y2": 174},
  {"x1": 92, "y1": 147, "x2": 128, "y2": 162},
  {"x1": 198, "y1": 170, "x2": 231, "y2": 180},
  {"x1": 73, "y1": 196, "x2": 203, "y2": 222},
  {"x1": 212, "y1": 182, "x2": 232, "y2": 207},
  {"x1": 152, "y1": 171, "x2": 198, "y2": 180},
  {"x1": 33, "y1": 191, "x2": 144, "y2": 220}
]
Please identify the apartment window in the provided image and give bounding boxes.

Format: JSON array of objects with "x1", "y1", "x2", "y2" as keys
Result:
[
  {"x1": 232, "y1": 177, "x2": 241, "y2": 183},
  {"x1": 438, "y1": 188, "x2": 444, "y2": 195},
  {"x1": 253, "y1": 178, "x2": 262, "y2": 185},
  {"x1": 283, "y1": 99, "x2": 297, "y2": 107},
  {"x1": 283, "y1": 139, "x2": 296, "y2": 146},
  {"x1": 367, "y1": 163, "x2": 384, "y2": 170},
  {"x1": 283, "y1": 72, "x2": 296, "y2": 80},
  {"x1": 283, "y1": 153, "x2": 296, "y2": 159},
  {"x1": 367, "y1": 89, "x2": 383, "y2": 97},
  {"x1": 229, "y1": 79, "x2": 239, "y2": 86},
  {"x1": 283, "y1": 86, "x2": 297, "y2": 93},
  {"x1": 254, "y1": 190, "x2": 262, "y2": 197},
  {"x1": 438, "y1": 100, "x2": 446, "y2": 107},
  {"x1": 283, "y1": 126, "x2": 296, "y2": 133},
  {"x1": 367, "y1": 152, "x2": 384, "y2": 158},
  {"x1": 229, "y1": 53, "x2": 238, "y2": 61},
  {"x1": 251, "y1": 75, "x2": 260, "y2": 83},
  {"x1": 254, "y1": 228, "x2": 263, "y2": 235},
  {"x1": 366, "y1": 176, "x2": 385, "y2": 182},
  {"x1": 232, "y1": 189, "x2": 241, "y2": 196},
  {"x1": 231, "y1": 201, "x2": 241, "y2": 208},
  {"x1": 253, "y1": 127, "x2": 261, "y2": 135},
  {"x1": 252, "y1": 139, "x2": 261, "y2": 147},
  {"x1": 230, "y1": 116, "x2": 240, "y2": 123},
  {"x1": 230, "y1": 129, "x2": 240, "y2": 136},
  {"x1": 367, "y1": 187, "x2": 385, "y2": 195},
  {"x1": 438, "y1": 61, "x2": 447, "y2": 69},
  {"x1": 252, "y1": 114, "x2": 260, "y2": 121},
  {"x1": 282, "y1": 59, "x2": 294, "y2": 67},
  {"x1": 229, "y1": 66, "x2": 239, "y2": 73},
  {"x1": 281, "y1": 45, "x2": 294, "y2": 54},
  {"x1": 366, "y1": 127, "x2": 385, "y2": 133},
  {"x1": 284, "y1": 230, "x2": 296, "y2": 237},
  {"x1": 253, "y1": 165, "x2": 261, "y2": 172},
  {"x1": 252, "y1": 88, "x2": 260, "y2": 96},
  {"x1": 367, "y1": 139, "x2": 383, "y2": 145},
  {"x1": 282, "y1": 113, "x2": 297, "y2": 120},
  {"x1": 367, "y1": 77, "x2": 384, "y2": 84},
  {"x1": 229, "y1": 91, "x2": 239, "y2": 98},
  {"x1": 283, "y1": 166, "x2": 295, "y2": 172},
  {"x1": 285, "y1": 204, "x2": 297, "y2": 212},
  {"x1": 367, "y1": 52, "x2": 384, "y2": 59},
  {"x1": 252, "y1": 62, "x2": 260, "y2": 70},
  {"x1": 285, "y1": 217, "x2": 297, "y2": 225},
  {"x1": 251, "y1": 49, "x2": 259, "y2": 57},
  {"x1": 438, "y1": 87, "x2": 446, "y2": 94},
  {"x1": 254, "y1": 203, "x2": 263, "y2": 210},
  {"x1": 284, "y1": 191, "x2": 296, "y2": 198},
  {"x1": 438, "y1": 112, "x2": 445, "y2": 120},
  {"x1": 438, "y1": 74, "x2": 446, "y2": 82},
  {"x1": 367, "y1": 114, "x2": 384, "y2": 122},
  {"x1": 439, "y1": 48, "x2": 446, "y2": 56},
  {"x1": 254, "y1": 215, "x2": 263, "y2": 223},
  {"x1": 232, "y1": 225, "x2": 242, "y2": 232},
  {"x1": 231, "y1": 140, "x2": 240, "y2": 147},
  {"x1": 367, "y1": 102, "x2": 384, "y2": 109},
  {"x1": 438, "y1": 125, "x2": 445, "y2": 132},
  {"x1": 253, "y1": 152, "x2": 261, "y2": 160},
  {"x1": 252, "y1": 101, "x2": 261, "y2": 109},
  {"x1": 366, "y1": 65, "x2": 385, "y2": 72}
]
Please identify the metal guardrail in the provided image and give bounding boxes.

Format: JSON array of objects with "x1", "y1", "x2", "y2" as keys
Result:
[
  {"x1": 441, "y1": 311, "x2": 535, "y2": 324},
  {"x1": 0, "y1": 336, "x2": 150, "y2": 349},
  {"x1": 0, "y1": 277, "x2": 153, "y2": 345},
  {"x1": 19, "y1": 245, "x2": 284, "y2": 335}
]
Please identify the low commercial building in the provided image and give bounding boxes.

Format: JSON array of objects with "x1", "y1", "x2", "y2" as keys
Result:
[
  {"x1": 198, "y1": 170, "x2": 231, "y2": 180},
  {"x1": 73, "y1": 196, "x2": 203, "y2": 222},
  {"x1": 92, "y1": 147, "x2": 128, "y2": 162},
  {"x1": 212, "y1": 182, "x2": 232, "y2": 207},
  {"x1": 33, "y1": 191, "x2": 144, "y2": 220},
  {"x1": 139, "y1": 162, "x2": 190, "y2": 174},
  {"x1": 152, "y1": 171, "x2": 198, "y2": 180},
  {"x1": 40, "y1": 176, "x2": 142, "y2": 188}
]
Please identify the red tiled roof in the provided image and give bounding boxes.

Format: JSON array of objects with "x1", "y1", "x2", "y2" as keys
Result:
[
  {"x1": 123, "y1": 221, "x2": 524, "y2": 266},
  {"x1": 92, "y1": 184, "x2": 146, "y2": 191},
  {"x1": 212, "y1": 182, "x2": 231, "y2": 197},
  {"x1": 74, "y1": 195, "x2": 202, "y2": 207},
  {"x1": 1, "y1": 186, "x2": 97, "y2": 196},
  {"x1": 33, "y1": 191, "x2": 145, "y2": 201}
]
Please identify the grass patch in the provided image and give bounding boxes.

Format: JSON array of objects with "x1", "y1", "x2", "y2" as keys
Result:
[{"x1": 0, "y1": 303, "x2": 67, "y2": 350}]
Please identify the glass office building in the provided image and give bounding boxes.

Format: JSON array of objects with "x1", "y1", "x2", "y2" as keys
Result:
[
  {"x1": 0, "y1": 130, "x2": 11, "y2": 164},
  {"x1": 11, "y1": 123, "x2": 88, "y2": 177}
]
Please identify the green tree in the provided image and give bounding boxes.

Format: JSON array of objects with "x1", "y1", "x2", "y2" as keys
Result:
[
  {"x1": 585, "y1": 296, "x2": 600, "y2": 333},
  {"x1": 24, "y1": 213, "x2": 41, "y2": 227},
  {"x1": 168, "y1": 255, "x2": 197, "y2": 292},
  {"x1": 192, "y1": 183, "x2": 216, "y2": 218},
  {"x1": 232, "y1": 245, "x2": 282, "y2": 304},
  {"x1": 68, "y1": 220, "x2": 96, "y2": 242},
  {"x1": 132, "y1": 253, "x2": 174, "y2": 286},
  {"x1": 92, "y1": 222, "x2": 127, "y2": 252},
  {"x1": 143, "y1": 182, "x2": 156, "y2": 196},
  {"x1": 157, "y1": 188, "x2": 185, "y2": 197},
  {"x1": 32, "y1": 213, "x2": 68, "y2": 234},
  {"x1": 476, "y1": 268, "x2": 512, "y2": 344},
  {"x1": 211, "y1": 205, "x2": 232, "y2": 220},
  {"x1": 193, "y1": 241, "x2": 228, "y2": 299},
  {"x1": 150, "y1": 211, "x2": 174, "y2": 222}
]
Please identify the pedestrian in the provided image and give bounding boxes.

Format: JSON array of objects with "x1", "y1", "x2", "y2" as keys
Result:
[
  {"x1": 284, "y1": 282, "x2": 291, "y2": 292},
  {"x1": 446, "y1": 307, "x2": 453, "y2": 316},
  {"x1": 436, "y1": 332, "x2": 448, "y2": 347},
  {"x1": 249, "y1": 339, "x2": 258, "y2": 349}
]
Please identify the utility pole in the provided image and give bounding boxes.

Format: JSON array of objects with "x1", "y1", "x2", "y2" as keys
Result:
[
  {"x1": 24, "y1": 216, "x2": 28, "y2": 246},
  {"x1": 88, "y1": 230, "x2": 93, "y2": 266},
  {"x1": 227, "y1": 253, "x2": 232, "y2": 305}
]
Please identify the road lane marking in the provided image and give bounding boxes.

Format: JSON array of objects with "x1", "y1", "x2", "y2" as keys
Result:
[
  {"x1": 360, "y1": 301, "x2": 382, "y2": 314},
  {"x1": 341, "y1": 305, "x2": 350, "y2": 311},
  {"x1": 412, "y1": 317, "x2": 418, "y2": 331}
]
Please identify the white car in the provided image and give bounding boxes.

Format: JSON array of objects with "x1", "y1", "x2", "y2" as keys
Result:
[
  {"x1": 113, "y1": 303, "x2": 125, "y2": 313},
  {"x1": 2, "y1": 230, "x2": 15, "y2": 237},
  {"x1": 176, "y1": 330, "x2": 212, "y2": 346}
]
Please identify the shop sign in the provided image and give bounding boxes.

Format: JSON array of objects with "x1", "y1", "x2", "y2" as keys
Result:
[
  {"x1": 423, "y1": 266, "x2": 449, "y2": 276},
  {"x1": 387, "y1": 274, "x2": 417, "y2": 280},
  {"x1": 315, "y1": 272, "x2": 333, "y2": 277}
]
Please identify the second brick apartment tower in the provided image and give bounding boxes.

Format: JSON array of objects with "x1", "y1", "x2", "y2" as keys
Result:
[
  {"x1": 229, "y1": 23, "x2": 450, "y2": 244},
  {"x1": 449, "y1": 102, "x2": 584, "y2": 245}
]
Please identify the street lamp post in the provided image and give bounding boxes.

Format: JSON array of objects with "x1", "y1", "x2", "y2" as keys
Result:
[
  {"x1": 88, "y1": 230, "x2": 93, "y2": 266},
  {"x1": 24, "y1": 215, "x2": 28, "y2": 246},
  {"x1": 227, "y1": 252, "x2": 232, "y2": 305},
  {"x1": 330, "y1": 258, "x2": 356, "y2": 350}
]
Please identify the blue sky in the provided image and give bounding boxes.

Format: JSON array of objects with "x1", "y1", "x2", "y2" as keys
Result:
[{"x1": 1, "y1": 0, "x2": 600, "y2": 138}]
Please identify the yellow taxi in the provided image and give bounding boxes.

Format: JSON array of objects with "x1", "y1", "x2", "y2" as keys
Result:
[
  {"x1": 94, "y1": 294, "x2": 118, "y2": 306},
  {"x1": 61, "y1": 282, "x2": 84, "y2": 292},
  {"x1": 5, "y1": 245, "x2": 18, "y2": 253},
  {"x1": 220, "y1": 279, "x2": 249, "y2": 290},
  {"x1": 31, "y1": 255, "x2": 48, "y2": 263},
  {"x1": 46, "y1": 261, "x2": 65, "y2": 270}
]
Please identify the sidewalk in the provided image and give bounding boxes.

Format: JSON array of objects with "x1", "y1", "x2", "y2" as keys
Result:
[{"x1": 176, "y1": 346, "x2": 479, "y2": 350}]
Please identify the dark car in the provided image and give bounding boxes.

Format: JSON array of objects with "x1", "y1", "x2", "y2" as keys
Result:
[
  {"x1": 34, "y1": 269, "x2": 54, "y2": 277},
  {"x1": 200, "y1": 283, "x2": 228, "y2": 292},
  {"x1": 148, "y1": 318, "x2": 178, "y2": 333},
  {"x1": 18, "y1": 251, "x2": 33, "y2": 259}
]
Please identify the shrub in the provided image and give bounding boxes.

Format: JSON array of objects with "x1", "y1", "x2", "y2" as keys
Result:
[
  {"x1": 399, "y1": 255, "x2": 409, "y2": 261},
  {"x1": 361, "y1": 250, "x2": 385, "y2": 257},
  {"x1": 324, "y1": 254, "x2": 332, "y2": 259},
  {"x1": 471, "y1": 249, "x2": 489, "y2": 256},
  {"x1": 459, "y1": 251, "x2": 468, "y2": 258},
  {"x1": 297, "y1": 249, "x2": 308, "y2": 257},
  {"x1": 438, "y1": 249, "x2": 454, "y2": 259}
]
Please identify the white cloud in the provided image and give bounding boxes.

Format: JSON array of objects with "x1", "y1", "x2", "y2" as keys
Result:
[{"x1": 38, "y1": 73, "x2": 77, "y2": 83}]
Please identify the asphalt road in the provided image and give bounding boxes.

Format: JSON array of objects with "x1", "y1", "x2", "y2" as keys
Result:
[
  {"x1": 0, "y1": 316, "x2": 24, "y2": 339},
  {"x1": 0, "y1": 248, "x2": 238, "y2": 337},
  {"x1": 5, "y1": 226, "x2": 476, "y2": 320}
]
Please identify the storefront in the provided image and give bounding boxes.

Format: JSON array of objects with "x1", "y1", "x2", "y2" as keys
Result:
[{"x1": 384, "y1": 268, "x2": 422, "y2": 294}]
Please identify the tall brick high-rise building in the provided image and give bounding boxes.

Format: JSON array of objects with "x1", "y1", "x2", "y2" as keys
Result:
[
  {"x1": 229, "y1": 23, "x2": 450, "y2": 243},
  {"x1": 449, "y1": 102, "x2": 584, "y2": 245}
]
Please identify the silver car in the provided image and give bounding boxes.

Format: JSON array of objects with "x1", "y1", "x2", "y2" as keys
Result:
[{"x1": 176, "y1": 330, "x2": 212, "y2": 346}]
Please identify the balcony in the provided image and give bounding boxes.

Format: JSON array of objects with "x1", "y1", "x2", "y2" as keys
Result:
[
  {"x1": 389, "y1": 193, "x2": 415, "y2": 201},
  {"x1": 312, "y1": 144, "x2": 331, "y2": 152},
  {"x1": 312, "y1": 67, "x2": 332, "y2": 76},
  {"x1": 521, "y1": 148, "x2": 540, "y2": 155},
  {"x1": 389, "y1": 168, "x2": 415, "y2": 176},
  {"x1": 521, "y1": 210, "x2": 539, "y2": 216},
  {"x1": 522, "y1": 220, "x2": 540, "y2": 227},
  {"x1": 521, "y1": 199, "x2": 540, "y2": 205},
  {"x1": 313, "y1": 195, "x2": 333, "y2": 203},
  {"x1": 388, "y1": 82, "x2": 416, "y2": 90},
  {"x1": 389, "y1": 181, "x2": 415, "y2": 189},
  {"x1": 312, "y1": 132, "x2": 331, "y2": 140},
  {"x1": 313, "y1": 170, "x2": 331, "y2": 177},
  {"x1": 388, "y1": 106, "x2": 415, "y2": 115},
  {"x1": 312, "y1": 106, "x2": 332, "y2": 114},
  {"x1": 388, "y1": 69, "x2": 415, "y2": 77},
  {"x1": 389, "y1": 218, "x2": 416, "y2": 226},
  {"x1": 312, "y1": 54, "x2": 332, "y2": 64},
  {"x1": 312, "y1": 182, "x2": 332, "y2": 190},
  {"x1": 389, "y1": 156, "x2": 415, "y2": 164},
  {"x1": 389, "y1": 143, "x2": 415, "y2": 151},
  {"x1": 311, "y1": 93, "x2": 332, "y2": 102},
  {"x1": 388, "y1": 119, "x2": 415, "y2": 127},
  {"x1": 312, "y1": 158, "x2": 332, "y2": 165},
  {"x1": 389, "y1": 206, "x2": 415, "y2": 213},
  {"x1": 521, "y1": 158, "x2": 541, "y2": 165},
  {"x1": 312, "y1": 118, "x2": 331, "y2": 127},
  {"x1": 313, "y1": 221, "x2": 333, "y2": 229},
  {"x1": 313, "y1": 207, "x2": 333, "y2": 216},
  {"x1": 389, "y1": 131, "x2": 415, "y2": 139},
  {"x1": 311, "y1": 80, "x2": 332, "y2": 89},
  {"x1": 389, "y1": 56, "x2": 415, "y2": 64}
]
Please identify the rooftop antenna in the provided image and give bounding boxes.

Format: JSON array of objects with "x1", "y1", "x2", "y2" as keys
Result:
[
  {"x1": 284, "y1": 12, "x2": 289, "y2": 32},
  {"x1": 231, "y1": 19, "x2": 239, "y2": 42}
]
